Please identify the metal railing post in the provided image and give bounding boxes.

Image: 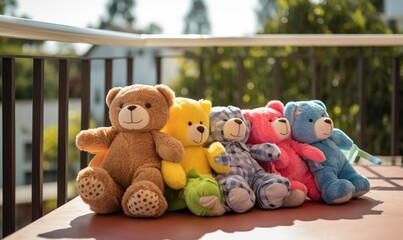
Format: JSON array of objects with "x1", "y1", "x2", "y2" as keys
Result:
[
  {"x1": 32, "y1": 58, "x2": 45, "y2": 221},
  {"x1": 80, "y1": 59, "x2": 91, "y2": 169},
  {"x1": 238, "y1": 56, "x2": 245, "y2": 108},
  {"x1": 57, "y1": 59, "x2": 69, "y2": 207},
  {"x1": 156, "y1": 56, "x2": 162, "y2": 85},
  {"x1": 127, "y1": 57, "x2": 134, "y2": 85},
  {"x1": 198, "y1": 57, "x2": 206, "y2": 99},
  {"x1": 273, "y1": 57, "x2": 281, "y2": 100},
  {"x1": 311, "y1": 48, "x2": 318, "y2": 99},
  {"x1": 104, "y1": 59, "x2": 112, "y2": 126},
  {"x1": 358, "y1": 57, "x2": 367, "y2": 150},
  {"x1": 2, "y1": 57, "x2": 16, "y2": 237},
  {"x1": 391, "y1": 57, "x2": 401, "y2": 165}
]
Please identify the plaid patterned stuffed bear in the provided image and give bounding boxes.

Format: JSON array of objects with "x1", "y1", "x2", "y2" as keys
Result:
[{"x1": 208, "y1": 105, "x2": 291, "y2": 213}]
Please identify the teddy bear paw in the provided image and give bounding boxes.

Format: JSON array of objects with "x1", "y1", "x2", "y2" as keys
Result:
[
  {"x1": 199, "y1": 196, "x2": 225, "y2": 216},
  {"x1": 126, "y1": 189, "x2": 161, "y2": 217},
  {"x1": 332, "y1": 192, "x2": 353, "y2": 204},
  {"x1": 354, "y1": 190, "x2": 369, "y2": 198},
  {"x1": 77, "y1": 176, "x2": 105, "y2": 200},
  {"x1": 261, "y1": 182, "x2": 289, "y2": 209},
  {"x1": 227, "y1": 188, "x2": 254, "y2": 213},
  {"x1": 283, "y1": 189, "x2": 306, "y2": 207}
]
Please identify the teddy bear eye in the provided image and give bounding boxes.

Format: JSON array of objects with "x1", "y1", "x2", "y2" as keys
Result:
[
  {"x1": 269, "y1": 119, "x2": 273, "y2": 122},
  {"x1": 145, "y1": 103, "x2": 151, "y2": 108},
  {"x1": 188, "y1": 121, "x2": 192, "y2": 126},
  {"x1": 309, "y1": 119, "x2": 313, "y2": 122},
  {"x1": 200, "y1": 121, "x2": 203, "y2": 124},
  {"x1": 223, "y1": 119, "x2": 228, "y2": 122}
]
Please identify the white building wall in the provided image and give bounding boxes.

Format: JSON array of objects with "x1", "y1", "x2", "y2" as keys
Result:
[{"x1": 0, "y1": 99, "x2": 81, "y2": 187}]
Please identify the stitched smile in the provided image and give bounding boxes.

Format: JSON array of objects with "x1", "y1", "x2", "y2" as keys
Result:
[
  {"x1": 124, "y1": 119, "x2": 143, "y2": 124},
  {"x1": 279, "y1": 122, "x2": 289, "y2": 135},
  {"x1": 192, "y1": 134, "x2": 204, "y2": 144}
]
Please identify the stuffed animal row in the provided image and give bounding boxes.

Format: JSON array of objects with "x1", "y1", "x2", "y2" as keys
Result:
[{"x1": 75, "y1": 84, "x2": 373, "y2": 219}]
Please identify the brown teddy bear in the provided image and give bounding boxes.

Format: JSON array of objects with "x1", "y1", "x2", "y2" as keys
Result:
[{"x1": 75, "y1": 84, "x2": 184, "y2": 218}]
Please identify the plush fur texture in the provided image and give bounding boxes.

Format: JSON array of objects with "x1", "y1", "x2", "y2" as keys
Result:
[
  {"x1": 75, "y1": 84, "x2": 184, "y2": 218},
  {"x1": 243, "y1": 100, "x2": 325, "y2": 206},
  {"x1": 284, "y1": 100, "x2": 370, "y2": 204},
  {"x1": 209, "y1": 105, "x2": 291, "y2": 213},
  {"x1": 161, "y1": 97, "x2": 229, "y2": 216}
]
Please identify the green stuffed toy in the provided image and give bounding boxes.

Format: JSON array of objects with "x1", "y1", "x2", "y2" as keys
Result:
[{"x1": 161, "y1": 97, "x2": 230, "y2": 216}]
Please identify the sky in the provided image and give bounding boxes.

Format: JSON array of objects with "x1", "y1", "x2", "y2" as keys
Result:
[{"x1": 15, "y1": 0, "x2": 259, "y2": 36}]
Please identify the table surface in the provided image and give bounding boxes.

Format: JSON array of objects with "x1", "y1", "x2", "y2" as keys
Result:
[{"x1": 5, "y1": 162, "x2": 403, "y2": 240}]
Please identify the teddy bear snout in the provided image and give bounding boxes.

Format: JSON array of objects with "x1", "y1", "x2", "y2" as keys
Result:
[
  {"x1": 234, "y1": 119, "x2": 242, "y2": 125},
  {"x1": 197, "y1": 126, "x2": 205, "y2": 133},
  {"x1": 127, "y1": 105, "x2": 137, "y2": 111},
  {"x1": 314, "y1": 117, "x2": 334, "y2": 140},
  {"x1": 118, "y1": 104, "x2": 150, "y2": 130}
]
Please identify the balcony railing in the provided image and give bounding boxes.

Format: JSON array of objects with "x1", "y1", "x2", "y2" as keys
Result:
[{"x1": 1, "y1": 15, "x2": 403, "y2": 238}]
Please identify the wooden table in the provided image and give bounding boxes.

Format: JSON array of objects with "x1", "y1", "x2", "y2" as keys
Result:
[{"x1": 5, "y1": 163, "x2": 403, "y2": 240}]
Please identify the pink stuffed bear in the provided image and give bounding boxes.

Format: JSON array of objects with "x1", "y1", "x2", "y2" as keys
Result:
[{"x1": 243, "y1": 100, "x2": 325, "y2": 205}]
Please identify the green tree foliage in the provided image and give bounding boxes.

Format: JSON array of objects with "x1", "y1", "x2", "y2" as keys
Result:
[
  {"x1": 183, "y1": 0, "x2": 211, "y2": 34},
  {"x1": 0, "y1": 0, "x2": 16, "y2": 14},
  {"x1": 98, "y1": 0, "x2": 162, "y2": 33},
  {"x1": 171, "y1": 0, "x2": 402, "y2": 155},
  {"x1": 106, "y1": 0, "x2": 136, "y2": 27},
  {"x1": 99, "y1": 0, "x2": 136, "y2": 31},
  {"x1": 256, "y1": 0, "x2": 278, "y2": 30}
]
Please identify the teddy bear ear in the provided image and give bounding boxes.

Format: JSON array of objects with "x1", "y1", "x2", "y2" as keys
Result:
[
  {"x1": 155, "y1": 84, "x2": 175, "y2": 107},
  {"x1": 106, "y1": 87, "x2": 122, "y2": 107},
  {"x1": 169, "y1": 103, "x2": 182, "y2": 118},
  {"x1": 228, "y1": 105, "x2": 241, "y2": 114},
  {"x1": 284, "y1": 101, "x2": 299, "y2": 123},
  {"x1": 242, "y1": 109, "x2": 252, "y2": 123},
  {"x1": 242, "y1": 110, "x2": 253, "y2": 128},
  {"x1": 313, "y1": 100, "x2": 327, "y2": 111},
  {"x1": 199, "y1": 99, "x2": 212, "y2": 113},
  {"x1": 266, "y1": 100, "x2": 284, "y2": 113}
]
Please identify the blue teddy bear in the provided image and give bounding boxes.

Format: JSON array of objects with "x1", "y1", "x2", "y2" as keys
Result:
[
  {"x1": 209, "y1": 105, "x2": 291, "y2": 213},
  {"x1": 284, "y1": 100, "x2": 370, "y2": 204}
]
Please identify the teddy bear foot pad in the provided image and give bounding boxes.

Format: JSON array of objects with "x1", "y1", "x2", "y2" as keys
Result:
[
  {"x1": 77, "y1": 176, "x2": 105, "y2": 200},
  {"x1": 123, "y1": 181, "x2": 168, "y2": 218},
  {"x1": 126, "y1": 189, "x2": 161, "y2": 216}
]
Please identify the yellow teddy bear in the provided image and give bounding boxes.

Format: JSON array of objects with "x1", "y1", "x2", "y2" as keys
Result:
[{"x1": 161, "y1": 97, "x2": 230, "y2": 216}]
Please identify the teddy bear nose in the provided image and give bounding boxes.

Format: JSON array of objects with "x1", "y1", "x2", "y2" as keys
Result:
[
  {"x1": 279, "y1": 118, "x2": 287, "y2": 123},
  {"x1": 234, "y1": 119, "x2": 242, "y2": 125},
  {"x1": 324, "y1": 118, "x2": 332, "y2": 124},
  {"x1": 197, "y1": 126, "x2": 205, "y2": 133},
  {"x1": 128, "y1": 105, "x2": 137, "y2": 111}
]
